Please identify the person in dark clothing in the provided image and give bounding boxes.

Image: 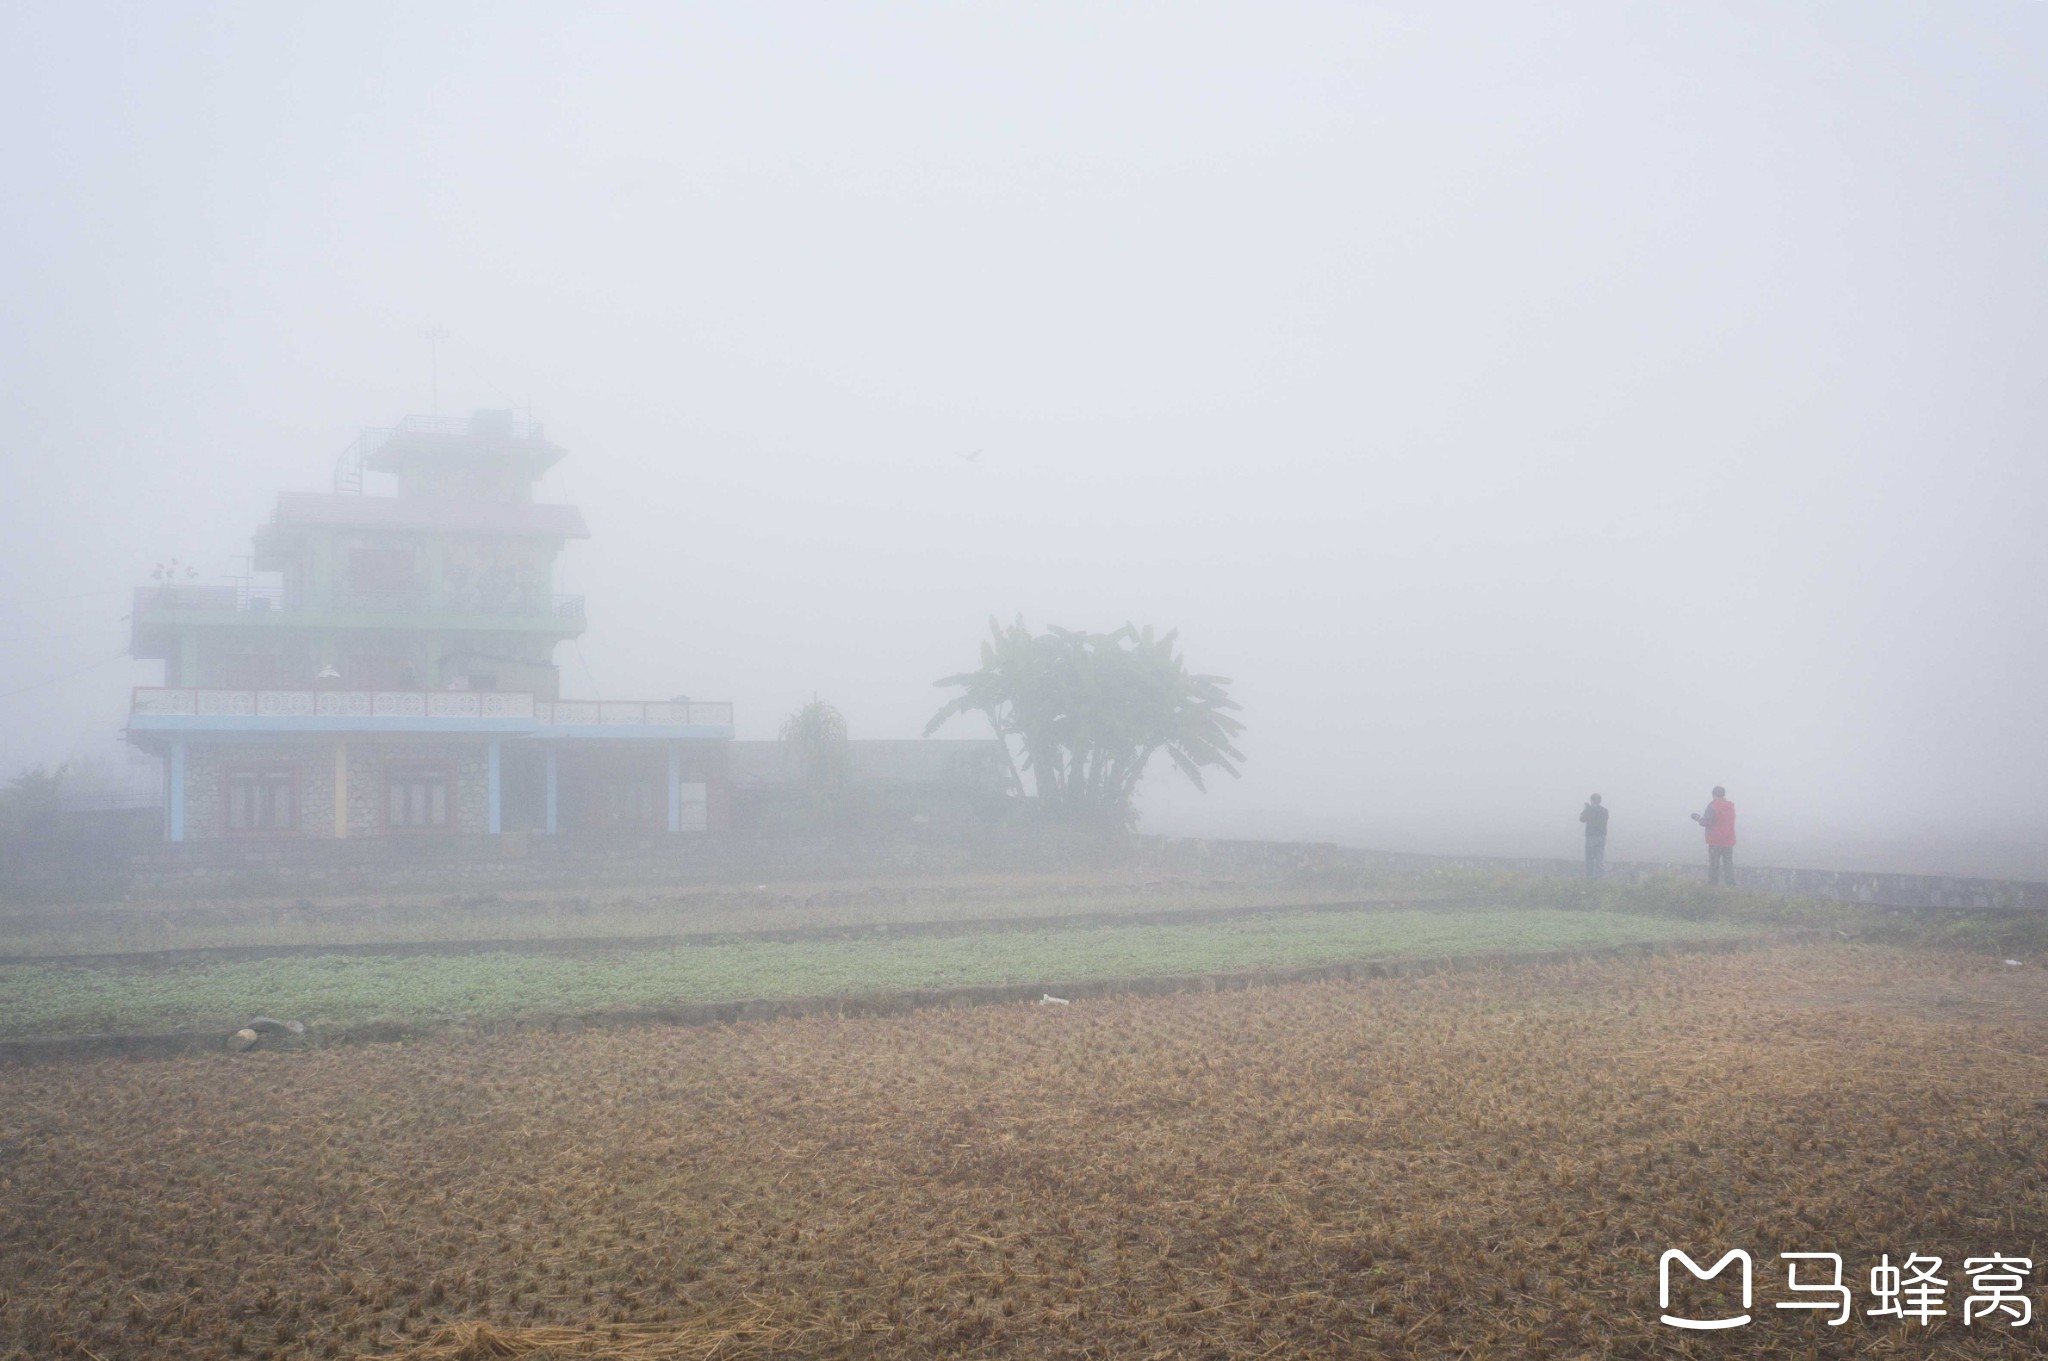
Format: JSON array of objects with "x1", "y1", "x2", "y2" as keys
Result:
[
  {"x1": 1691, "y1": 785, "x2": 1737, "y2": 885},
  {"x1": 1579, "y1": 794, "x2": 1609, "y2": 879}
]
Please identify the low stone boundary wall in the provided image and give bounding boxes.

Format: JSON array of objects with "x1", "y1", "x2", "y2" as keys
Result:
[
  {"x1": 1338, "y1": 847, "x2": 2048, "y2": 912},
  {"x1": 19, "y1": 822, "x2": 2046, "y2": 916},
  {"x1": 116, "y1": 825, "x2": 1135, "y2": 899},
  {"x1": 107, "y1": 829, "x2": 1334, "y2": 901}
]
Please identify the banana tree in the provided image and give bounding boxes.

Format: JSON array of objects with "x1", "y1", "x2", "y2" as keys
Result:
[{"x1": 779, "y1": 698, "x2": 849, "y2": 820}]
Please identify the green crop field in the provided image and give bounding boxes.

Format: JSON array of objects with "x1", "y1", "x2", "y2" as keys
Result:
[{"x1": 0, "y1": 907, "x2": 1744, "y2": 1039}]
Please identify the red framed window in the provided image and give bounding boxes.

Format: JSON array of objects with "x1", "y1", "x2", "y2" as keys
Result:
[
  {"x1": 385, "y1": 764, "x2": 453, "y2": 831},
  {"x1": 604, "y1": 780, "x2": 662, "y2": 826},
  {"x1": 223, "y1": 765, "x2": 297, "y2": 835}
]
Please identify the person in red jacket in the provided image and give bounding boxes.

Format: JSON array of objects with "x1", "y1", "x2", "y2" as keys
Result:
[{"x1": 1691, "y1": 786, "x2": 1737, "y2": 886}]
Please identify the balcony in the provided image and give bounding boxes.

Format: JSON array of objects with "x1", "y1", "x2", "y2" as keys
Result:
[
  {"x1": 131, "y1": 585, "x2": 586, "y2": 629},
  {"x1": 133, "y1": 584, "x2": 242, "y2": 613},
  {"x1": 133, "y1": 687, "x2": 538, "y2": 721},
  {"x1": 127, "y1": 688, "x2": 735, "y2": 737},
  {"x1": 537, "y1": 700, "x2": 736, "y2": 729},
  {"x1": 320, "y1": 590, "x2": 586, "y2": 620}
]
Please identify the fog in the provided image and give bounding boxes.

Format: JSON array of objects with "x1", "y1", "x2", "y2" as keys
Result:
[{"x1": 3, "y1": 2, "x2": 2044, "y2": 876}]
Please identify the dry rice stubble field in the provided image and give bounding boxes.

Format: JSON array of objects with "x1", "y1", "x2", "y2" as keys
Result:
[{"x1": 1, "y1": 943, "x2": 2044, "y2": 1360}]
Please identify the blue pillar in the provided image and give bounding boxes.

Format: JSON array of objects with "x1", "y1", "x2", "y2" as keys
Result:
[
  {"x1": 167, "y1": 739, "x2": 186, "y2": 843},
  {"x1": 667, "y1": 741, "x2": 681, "y2": 834},
  {"x1": 487, "y1": 737, "x2": 502, "y2": 835},
  {"x1": 544, "y1": 745, "x2": 559, "y2": 835}
]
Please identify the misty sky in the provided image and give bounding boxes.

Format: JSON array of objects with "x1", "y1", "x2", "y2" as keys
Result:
[{"x1": 3, "y1": 3, "x2": 2045, "y2": 874}]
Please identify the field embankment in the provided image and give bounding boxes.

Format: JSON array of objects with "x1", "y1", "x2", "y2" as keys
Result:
[{"x1": 7, "y1": 861, "x2": 2041, "y2": 1050}]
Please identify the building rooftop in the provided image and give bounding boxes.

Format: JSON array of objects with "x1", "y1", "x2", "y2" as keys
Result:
[{"x1": 336, "y1": 412, "x2": 565, "y2": 494}]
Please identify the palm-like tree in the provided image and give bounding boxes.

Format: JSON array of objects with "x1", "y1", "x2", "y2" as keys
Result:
[{"x1": 926, "y1": 618, "x2": 1243, "y2": 823}]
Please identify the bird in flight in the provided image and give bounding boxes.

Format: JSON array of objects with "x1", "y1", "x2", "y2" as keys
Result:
[{"x1": 960, "y1": 448, "x2": 982, "y2": 463}]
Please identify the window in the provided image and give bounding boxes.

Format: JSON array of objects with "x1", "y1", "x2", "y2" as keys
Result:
[
  {"x1": 385, "y1": 765, "x2": 452, "y2": 831},
  {"x1": 348, "y1": 548, "x2": 417, "y2": 593},
  {"x1": 224, "y1": 766, "x2": 296, "y2": 834},
  {"x1": 604, "y1": 780, "x2": 661, "y2": 826}
]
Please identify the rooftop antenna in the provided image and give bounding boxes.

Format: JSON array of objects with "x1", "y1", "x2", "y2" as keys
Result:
[{"x1": 423, "y1": 325, "x2": 450, "y2": 415}]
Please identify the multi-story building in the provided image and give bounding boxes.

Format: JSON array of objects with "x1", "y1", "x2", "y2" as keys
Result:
[{"x1": 124, "y1": 411, "x2": 734, "y2": 842}]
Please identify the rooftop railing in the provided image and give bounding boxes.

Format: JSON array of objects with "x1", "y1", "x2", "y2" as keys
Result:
[
  {"x1": 390, "y1": 412, "x2": 548, "y2": 441},
  {"x1": 334, "y1": 412, "x2": 549, "y2": 491}
]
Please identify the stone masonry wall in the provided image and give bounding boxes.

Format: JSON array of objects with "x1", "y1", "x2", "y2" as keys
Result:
[
  {"x1": 179, "y1": 746, "x2": 222, "y2": 842},
  {"x1": 180, "y1": 738, "x2": 496, "y2": 841},
  {"x1": 183, "y1": 740, "x2": 339, "y2": 842},
  {"x1": 342, "y1": 738, "x2": 493, "y2": 837}
]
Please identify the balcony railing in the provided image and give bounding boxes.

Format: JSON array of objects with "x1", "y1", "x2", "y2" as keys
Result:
[
  {"x1": 133, "y1": 584, "x2": 239, "y2": 613},
  {"x1": 536, "y1": 700, "x2": 736, "y2": 728},
  {"x1": 390, "y1": 412, "x2": 548, "y2": 441},
  {"x1": 133, "y1": 586, "x2": 584, "y2": 621},
  {"x1": 134, "y1": 583, "x2": 288, "y2": 612},
  {"x1": 129, "y1": 689, "x2": 734, "y2": 729},
  {"x1": 132, "y1": 688, "x2": 538, "y2": 720}
]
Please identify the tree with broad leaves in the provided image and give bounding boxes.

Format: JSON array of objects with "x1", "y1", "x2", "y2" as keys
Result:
[
  {"x1": 925, "y1": 618, "x2": 1244, "y2": 825},
  {"x1": 779, "y1": 698, "x2": 849, "y2": 820},
  {"x1": 0, "y1": 765, "x2": 65, "y2": 839}
]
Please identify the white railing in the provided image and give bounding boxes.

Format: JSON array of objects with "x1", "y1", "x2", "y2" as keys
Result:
[
  {"x1": 394, "y1": 412, "x2": 547, "y2": 441},
  {"x1": 536, "y1": 700, "x2": 735, "y2": 727},
  {"x1": 134, "y1": 585, "x2": 583, "y2": 619},
  {"x1": 129, "y1": 689, "x2": 731, "y2": 727},
  {"x1": 131, "y1": 688, "x2": 538, "y2": 720}
]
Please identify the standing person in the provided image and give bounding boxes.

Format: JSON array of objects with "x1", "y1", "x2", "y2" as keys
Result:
[
  {"x1": 1691, "y1": 786, "x2": 1737, "y2": 885},
  {"x1": 1579, "y1": 794, "x2": 1609, "y2": 879}
]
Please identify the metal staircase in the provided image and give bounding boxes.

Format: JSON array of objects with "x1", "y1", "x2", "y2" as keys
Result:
[{"x1": 332, "y1": 430, "x2": 368, "y2": 493}]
